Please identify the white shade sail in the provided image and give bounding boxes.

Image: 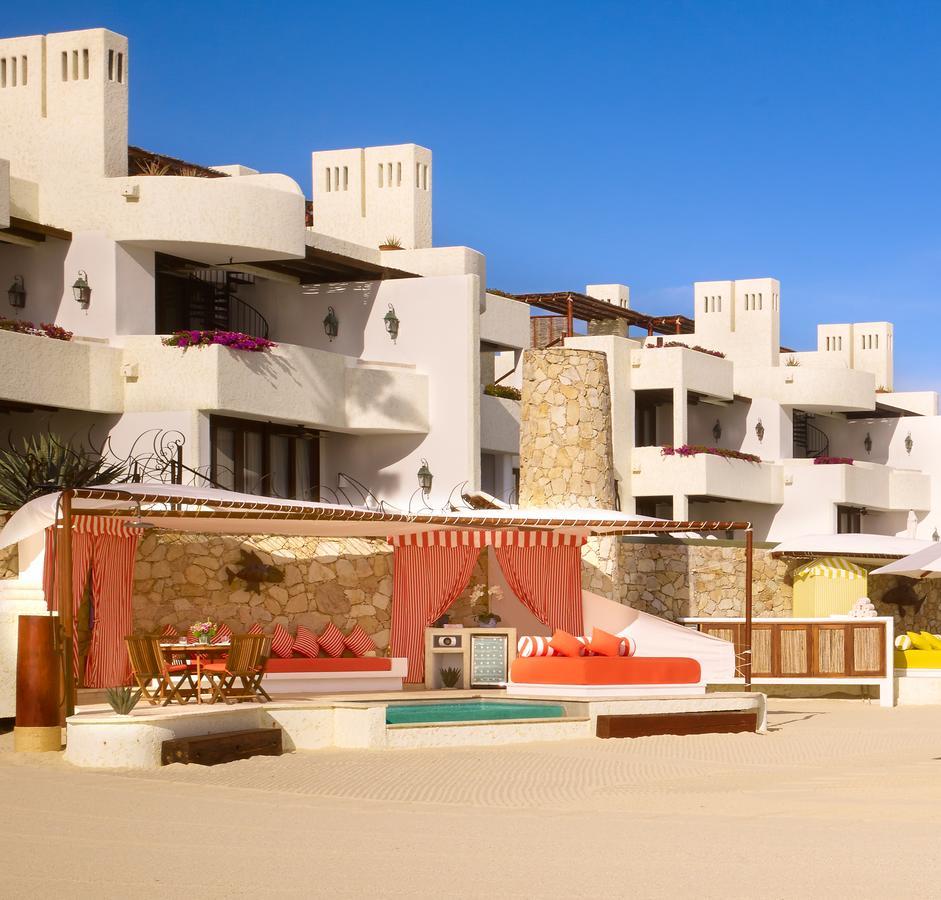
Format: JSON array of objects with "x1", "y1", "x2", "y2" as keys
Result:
[{"x1": 871, "y1": 543, "x2": 941, "y2": 579}]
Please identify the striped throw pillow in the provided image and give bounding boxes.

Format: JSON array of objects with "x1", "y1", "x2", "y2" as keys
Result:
[
  {"x1": 895, "y1": 634, "x2": 913, "y2": 651},
  {"x1": 318, "y1": 622, "x2": 346, "y2": 658},
  {"x1": 294, "y1": 624, "x2": 320, "y2": 659},
  {"x1": 271, "y1": 623, "x2": 294, "y2": 658},
  {"x1": 344, "y1": 625, "x2": 378, "y2": 657},
  {"x1": 517, "y1": 636, "x2": 556, "y2": 658},
  {"x1": 160, "y1": 624, "x2": 179, "y2": 639},
  {"x1": 211, "y1": 623, "x2": 232, "y2": 645},
  {"x1": 248, "y1": 623, "x2": 264, "y2": 636}
]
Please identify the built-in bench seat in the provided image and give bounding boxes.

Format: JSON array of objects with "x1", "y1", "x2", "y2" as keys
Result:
[{"x1": 261, "y1": 656, "x2": 407, "y2": 694}]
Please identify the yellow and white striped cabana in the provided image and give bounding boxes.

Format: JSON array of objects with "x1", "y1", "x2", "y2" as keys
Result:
[{"x1": 793, "y1": 556, "x2": 868, "y2": 617}]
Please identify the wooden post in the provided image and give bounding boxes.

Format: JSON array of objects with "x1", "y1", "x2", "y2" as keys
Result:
[
  {"x1": 566, "y1": 294, "x2": 574, "y2": 338},
  {"x1": 744, "y1": 528, "x2": 753, "y2": 689},
  {"x1": 58, "y1": 490, "x2": 75, "y2": 718}
]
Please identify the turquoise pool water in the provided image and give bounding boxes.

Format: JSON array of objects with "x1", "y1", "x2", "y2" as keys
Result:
[{"x1": 385, "y1": 700, "x2": 565, "y2": 725}]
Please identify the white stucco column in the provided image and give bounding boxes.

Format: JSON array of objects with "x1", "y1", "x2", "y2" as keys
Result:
[
  {"x1": 672, "y1": 388, "x2": 688, "y2": 447},
  {"x1": 672, "y1": 493, "x2": 689, "y2": 520}
]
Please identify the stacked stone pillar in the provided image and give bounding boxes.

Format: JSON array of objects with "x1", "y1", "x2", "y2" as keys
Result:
[{"x1": 518, "y1": 347, "x2": 623, "y2": 602}]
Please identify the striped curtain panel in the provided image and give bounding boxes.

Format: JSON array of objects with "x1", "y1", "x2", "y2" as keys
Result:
[
  {"x1": 42, "y1": 517, "x2": 141, "y2": 689},
  {"x1": 389, "y1": 532, "x2": 482, "y2": 683},
  {"x1": 491, "y1": 532, "x2": 584, "y2": 636}
]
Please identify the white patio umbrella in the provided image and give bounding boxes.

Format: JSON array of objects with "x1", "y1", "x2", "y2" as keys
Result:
[{"x1": 871, "y1": 543, "x2": 941, "y2": 579}]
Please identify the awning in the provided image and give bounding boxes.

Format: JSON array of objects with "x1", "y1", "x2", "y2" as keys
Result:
[
  {"x1": 794, "y1": 557, "x2": 866, "y2": 581},
  {"x1": 0, "y1": 483, "x2": 752, "y2": 550},
  {"x1": 871, "y1": 543, "x2": 941, "y2": 579},
  {"x1": 771, "y1": 532, "x2": 932, "y2": 564}
]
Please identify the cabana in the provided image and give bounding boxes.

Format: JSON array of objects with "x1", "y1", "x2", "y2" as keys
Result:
[{"x1": 0, "y1": 484, "x2": 757, "y2": 715}]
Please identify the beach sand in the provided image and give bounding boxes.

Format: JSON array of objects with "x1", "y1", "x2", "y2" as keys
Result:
[{"x1": 1, "y1": 697, "x2": 940, "y2": 898}]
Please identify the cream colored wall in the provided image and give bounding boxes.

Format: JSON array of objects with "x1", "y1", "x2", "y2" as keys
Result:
[
  {"x1": 631, "y1": 346, "x2": 734, "y2": 400},
  {"x1": 480, "y1": 292, "x2": 529, "y2": 349},
  {"x1": 0, "y1": 158, "x2": 9, "y2": 228}
]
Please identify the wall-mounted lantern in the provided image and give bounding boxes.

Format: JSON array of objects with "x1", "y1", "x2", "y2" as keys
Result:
[
  {"x1": 933, "y1": 528, "x2": 939, "y2": 543},
  {"x1": 712, "y1": 420, "x2": 722, "y2": 442},
  {"x1": 864, "y1": 432, "x2": 872, "y2": 455},
  {"x1": 72, "y1": 270, "x2": 92, "y2": 307},
  {"x1": 905, "y1": 432, "x2": 914, "y2": 455},
  {"x1": 7, "y1": 275, "x2": 26, "y2": 309},
  {"x1": 323, "y1": 306, "x2": 339, "y2": 341},
  {"x1": 384, "y1": 304, "x2": 400, "y2": 342},
  {"x1": 417, "y1": 458, "x2": 433, "y2": 494},
  {"x1": 755, "y1": 419, "x2": 765, "y2": 443}
]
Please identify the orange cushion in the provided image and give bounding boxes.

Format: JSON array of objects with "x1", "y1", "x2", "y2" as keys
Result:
[
  {"x1": 587, "y1": 627, "x2": 625, "y2": 657},
  {"x1": 510, "y1": 656, "x2": 701, "y2": 685},
  {"x1": 549, "y1": 629, "x2": 587, "y2": 658},
  {"x1": 264, "y1": 657, "x2": 393, "y2": 674}
]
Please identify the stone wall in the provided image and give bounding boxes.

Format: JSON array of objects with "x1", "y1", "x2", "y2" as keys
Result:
[
  {"x1": 132, "y1": 531, "x2": 495, "y2": 650},
  {"x1": 0, "y1": 514, "x2": 16, "y2": 579},
  {"x1": 518, "y1": 347, "x2": 620, "y2": 600},
  {"x1": 620, "y1": 541, "x2": 792, "y2": 620}
]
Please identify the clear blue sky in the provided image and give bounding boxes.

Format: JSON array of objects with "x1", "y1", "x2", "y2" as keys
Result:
[{"x1": 7, "y1": 2, "x2": 941, "y2": 389}]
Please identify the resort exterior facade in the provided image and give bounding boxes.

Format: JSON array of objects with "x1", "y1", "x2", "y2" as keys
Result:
[{"x1": 0, "y1": 28, "x2": 526, "y2": 514}]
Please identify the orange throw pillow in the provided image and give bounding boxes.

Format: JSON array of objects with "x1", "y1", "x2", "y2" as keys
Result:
[
  {"x1": 549, "y1": 629, "x2": 587, "y2": 658},
  {"x1": 587, "y1": 627, "x2": 625, "y2": 657}
]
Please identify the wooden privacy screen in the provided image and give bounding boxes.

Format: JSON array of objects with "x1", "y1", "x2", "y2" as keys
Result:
[{"x1": 698, "y1": 621, "x2": 886, "y2": 679}]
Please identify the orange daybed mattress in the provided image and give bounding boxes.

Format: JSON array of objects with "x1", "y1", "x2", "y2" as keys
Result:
[
  {"x1": 265, "y1": 657, "x2": 392, "y2": 674},
  {"x1": 510, "y1": 656, "x2": 701, "y2": 685}
]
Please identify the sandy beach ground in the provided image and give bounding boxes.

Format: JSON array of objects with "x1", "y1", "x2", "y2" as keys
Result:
[{"x1": 1, "y1": 697, "x2": 940, "y2": 899}]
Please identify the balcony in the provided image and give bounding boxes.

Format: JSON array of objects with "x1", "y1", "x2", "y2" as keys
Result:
[
  {"x1": 630, "y1": 346, "x2": 733, "y2": 401},
  {"x1": 783, "y1": 459, "x2": 930, "y2": 511},
  {"x1": 734, "y1": 364, "x2": 875, "y2": 412},
  {"x1": 121, "y1": 337, "x2": 428, "y2": 434},
  {"x1": 630, "y1": 445, "x2": 783, "y2": 504},
  {"x1": 480, "y1": 392, "x2": 521, "y2": 454},
  {"x1": 109, "y1": 173, "x2": 306, "y2": 264},
  {"x1": 0, "y1": 329, "x2": 123, "y2": 413}
]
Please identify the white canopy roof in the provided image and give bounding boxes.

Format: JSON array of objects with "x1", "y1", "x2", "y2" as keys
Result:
[
  {"x1": 771, "y1": 532, "x2": 932, "y2": 563},
  {"x1": 871, "y1": 543, "x2": 941, "y2": 579},
  {"x1": 0, "y1": 483, "x2": 753, "y2": 550}
]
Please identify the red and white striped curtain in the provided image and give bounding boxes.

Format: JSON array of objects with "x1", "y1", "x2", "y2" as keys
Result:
[
  {"x1": 491, "y1": 532, "x2": 584, "y2": 636},
  {"x1": 42, "y1": 516, "x2": 141, "y2": 689},
  {"x1": 389, "y1": 532, "x2": 482, "y2": 683},
  {"x1": 387, "y1": 530, "x2": 585, "y2": 682}
]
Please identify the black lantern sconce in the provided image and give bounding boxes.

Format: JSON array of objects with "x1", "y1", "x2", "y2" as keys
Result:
[
  {"x1": 712, "y1": 420, "x2": 722, "y2": 443},
  {"x1": 933, "y1": 527, "x2": 939, "y2": 543},
  {"x1": 864, "y1": 432, "x2": 872, "y2": 455},
  {"x1": 417, "y1": 458, "x2": 433, "y2": 494},
  {"x1": 7, "y1": 275, "x2": 26, "y2": 309},
  {"x1": 72, "y1": 270, "x2": 92, "y2": 307},
  {"x1": 905, "y1": 432, "x2": 914, "y2": 455},
  {"x1": 755, "y1": 419, "x2": 765, "y2": 443},
  {"x1": 384, "y1": 304, "x2": 400, "y2": 342},
  {"x1": 323, "y1": 306, "x2": 339, "y2": 341}
]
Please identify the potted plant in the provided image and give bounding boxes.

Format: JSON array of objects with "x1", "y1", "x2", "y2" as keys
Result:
[
  {"x1": 470, "y1": 584, "x2": 503, "y2": 627},
  {"x1": 379, "y1": 235, "x2": 403, "y2": 251},
  {"x1": 189, "y1": 620, "x2": 217, "y2": 644},
  {"x1": 106, "y1": 685, "x2": 143, "y2": 716},
  {"x1": 440, "y1": 666, "x2": 462, "y2": 688}
]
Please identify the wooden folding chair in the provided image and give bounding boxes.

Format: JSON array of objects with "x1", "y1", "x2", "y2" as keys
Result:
[
  {"x1": 126, "y1": 635, "x2": 197, "y2": 706},
  {"x1": 203, "y1": 634, "x2": 273, "y2": 704}
]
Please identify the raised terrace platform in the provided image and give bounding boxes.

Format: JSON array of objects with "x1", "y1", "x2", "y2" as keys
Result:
[{"x1": 64, "y1": 689, "x2": 767, "y2": 769}]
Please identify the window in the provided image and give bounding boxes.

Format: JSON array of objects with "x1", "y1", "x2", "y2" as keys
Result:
[
  {"x1": 116, "y1": 51, "x2": 124, "y2": 83},
  {"x1": 209, "y1": 415, "x2": 320, "y2": 500},
  {"x1": 108, "y1": 49, "x2": 114, "y2": 81},
  {"x1": 378, "y1": 163, "x2": 384, "y2": 187},
  {"x1": 837, "y1": 505, "x2": 862, "y2": 535},
  {"x1": 83, "y1": 48, "x2": 89, "y2": 79},
  {"x1": 21, "y1": 55, "x2": 26, "y2": 86},
  {"x1": 325, "y1": 167, "x2": 331, "y2": 192},
  {"x1": 396, "y1": 162, "x2": 402, "y2": 186},
  {"x1": 342, "y1": 166, "x2": 349, "y2": 190}
]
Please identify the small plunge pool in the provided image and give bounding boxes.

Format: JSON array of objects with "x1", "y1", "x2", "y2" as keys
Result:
[{"x1": 385, "y1": 700, "x2": 566, "y2": 725}]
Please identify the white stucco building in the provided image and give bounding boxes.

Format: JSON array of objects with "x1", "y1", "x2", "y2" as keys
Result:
[
  {"x1": 0, "y1": 28, "x2": 526, "y2": 517},
  {"x1": 545, "y1": 279, "x2": 940, "y2": 542}
]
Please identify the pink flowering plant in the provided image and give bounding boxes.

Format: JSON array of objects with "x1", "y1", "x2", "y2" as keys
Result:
[
  {"x1": 0, "y1": 317, "x2": 73, "y2": 342},
  {"x1": 162, "y1": 330, "x2": 276, "y2": 352},
  {"x1": 649, "y1": 341, "x2": 726, "y2": 359},
  {"x1": 814, "y1": 456, "x2": 854, "y2": 466},
  {"x1": 189, "y1": 620, "x2": 218, "y2": 643},
  {"x1": 661, "y1": 444, "x2": 762, "y2": 464}
]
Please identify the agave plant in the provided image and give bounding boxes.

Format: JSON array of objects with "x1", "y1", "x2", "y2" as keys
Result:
[
  {"x1": 106, "y1": 685, "x2": 142, "y2": 715},
  {"x1": 440, "y1": 666, "x2": 462, "y2": 688},
  {"x1": 0, "y1": 433, "x2": 127, "y2": 511}
]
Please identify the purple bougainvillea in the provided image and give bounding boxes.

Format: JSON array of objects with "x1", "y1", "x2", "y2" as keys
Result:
[
  {"x1": 661, "y1": 444, "x2": 762, "y2": 464},
  {"x1": 813, "y1": 456, "x2": 854, "y2": 466},
  {"x1": 162, "y1": 330, "x2": 276, "y2": 352},
  {"x1": 0, "y1": 318, "x2": 73, "y2": 342}
]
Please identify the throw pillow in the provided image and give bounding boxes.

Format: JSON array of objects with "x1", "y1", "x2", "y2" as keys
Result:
[
  {"x1": 248, "y1": 622, "x2": 264, "y2": 636},
  {"x1": 921, "y1": 632, "x2": 941, "y2": 651},
  {"x1": 271, "y1": 623, "x2": 295, "y2": 658},
  {"x1": 908, "y1": 631, "x2": 934, "y2": 651},
  {"x1": 895, "y1": 634, "x2": 913, "y2": 651},
  {"x1": 319, "y1": 622, "x2": 346, "y2": 658},
  {"x1": 588, "y1": 627, "x2": 635, "y2": 658},
  {"x1": 549, "y1": 629, "x2": 587, "y2": 658},
  {"x1": 294, "y1": 624, "x2": 321, "y2": 659},
  {"x1": 160, "y1": 624, "x2": 179, "y2": 639},
  {"x1": 345, "y1": 625, "x2": 378, "y2": 657},
  {"x1": 517, "y1": 636, "x2": 556, "y2": 658},
  {"x1": 211, "y1": 622, "x2": 232, "y2": 644}
]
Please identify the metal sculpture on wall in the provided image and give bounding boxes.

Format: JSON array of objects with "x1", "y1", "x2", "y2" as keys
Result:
[{"x1": 226, "y1": 549, "x2": 284, "y2": 593}]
